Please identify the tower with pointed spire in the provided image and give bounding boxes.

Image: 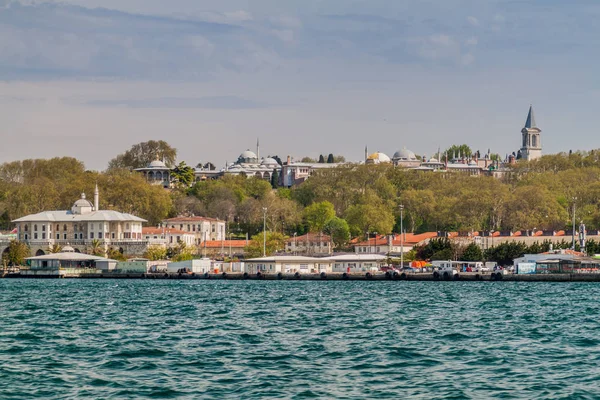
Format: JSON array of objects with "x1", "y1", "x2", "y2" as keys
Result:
[
  {"x1": 520, "y1": 105, "x2": 542, "y2": 161},
  {"x1": 94, "y1": 183, "x2": 99, "y2": 211}
]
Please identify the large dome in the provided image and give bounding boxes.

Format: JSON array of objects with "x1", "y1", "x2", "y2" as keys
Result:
[
  {"x1": 366, "y1": 152, "x2": 391, "y2": 164},
  {"x1": 148, "y1": 160, "x2": 167, "y2": 168},
  {"x1": 393, "y1": 147, "x2": 417, "y2": 161},
  {"x1": 240, "y1": 150, "x2": 257, "y2": 160},
  {"x1": 73, "y1": 193, "x2": 93, "y2": 209}
]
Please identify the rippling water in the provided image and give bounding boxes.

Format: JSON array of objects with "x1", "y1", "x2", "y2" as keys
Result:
[{"x1": 1, "y1": 280, "x2": 599, "y2": 399}]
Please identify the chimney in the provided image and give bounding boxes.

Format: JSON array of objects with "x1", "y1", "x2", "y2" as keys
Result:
[
  {"x1": 94, "y1": 183, "x2": 99, "y2": 211},
  {"x1": 287, "y1": 155, "x2": 291, "y2": 165}
]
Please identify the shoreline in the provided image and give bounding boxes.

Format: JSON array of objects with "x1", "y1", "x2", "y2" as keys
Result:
[{"x1": 3, "y1": 271, "x2": 600, "y2": 282}]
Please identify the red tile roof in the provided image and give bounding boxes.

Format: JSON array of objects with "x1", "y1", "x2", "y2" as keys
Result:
[
  {"x1": 163, "y1": 216, "x2": 223, "y2": 223},
  {"x1": 142, "y1": 227, "x2": 189, "y2": 235},
  {"x1": 202, "y1": 240, "x2": 249, "y2": 248}
]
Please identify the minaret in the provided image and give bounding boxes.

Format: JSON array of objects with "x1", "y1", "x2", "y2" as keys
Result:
[
  {"x1": 94, "y1": 183, "x2": 99, "y2": 211},
  {"x1": 256, "y1": 138, "x2": 260, "y2": 161},
  {"x1": 520, "y1": 104, "x2": 542, "y2": 161},
  {"x1": 365, "y1": 145, "x2": 368, "y2": 163}
]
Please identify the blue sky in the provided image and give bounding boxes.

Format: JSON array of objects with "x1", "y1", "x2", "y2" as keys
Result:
[{"x1": 1, "y1": 0, "x2": 599, "y2": 170}]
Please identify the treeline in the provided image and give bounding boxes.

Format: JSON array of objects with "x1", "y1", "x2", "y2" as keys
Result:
[{"x1": 2, "y1": 143, "x2": 600, "y2": 247}]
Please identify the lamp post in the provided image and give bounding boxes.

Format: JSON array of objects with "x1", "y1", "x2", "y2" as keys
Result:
[
  {"x1": 262, "y1": 207, "x2": 268, "y2": 257},
  {"x1": 293, "y1": 232, "x2": 297, "y2": 256},
  {"x1": 399, "y1": 204, "x2": 404, "y2": 269},
  {"x1": 572, "y1": 197, "x2": 577, "y2": 250}
]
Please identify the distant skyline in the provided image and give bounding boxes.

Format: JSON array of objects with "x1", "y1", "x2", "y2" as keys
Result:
[{"x1": 1, "y1": 0, "x2": 599, "y2": 170}]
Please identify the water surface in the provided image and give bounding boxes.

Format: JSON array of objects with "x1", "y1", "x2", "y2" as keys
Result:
[{"x1": 0, "y1": 279, "x2": 598, "y2": 399}]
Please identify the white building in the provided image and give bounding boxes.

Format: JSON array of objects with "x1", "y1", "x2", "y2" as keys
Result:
[
  {"x1": 135, "y1": 159, "x2": 172, "y2": 188},
  {"x1": 162, "y1": 216, "x2": 226, "y2": 244},
  {"x1": 142, "y1": 227, "x2": 196, "y2": 247},
  {"x1": 11, "y1": 186, "x2": 147, "y2": 256},
  {"x1": 285, "y1": 233, "x2": 332, "y2": 255},
  {"x1": 327, "y1": 254, "x2": 387, "y2": 273},
  {"x1": 245, "y1": 256, "x2": 330, "y2": 274}
]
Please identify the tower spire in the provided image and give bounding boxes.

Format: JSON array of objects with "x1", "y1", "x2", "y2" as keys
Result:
[
  {"x1": 257, "y1": 138, "x2": 260, "y2": 161},
  {"x1": 94, "y1": 183, "x2": 99, "y2": 211},
  {"x1": 524, "y1": 104, "x2": 536, "y2": 128}
]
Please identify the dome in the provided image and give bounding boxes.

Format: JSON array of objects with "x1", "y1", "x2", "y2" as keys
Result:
[
  {"x1": 366, "y1": 152, "x2": 391, "y2": 164},
  {"x1": 392, "y1": 147, "x2": 417, "y2": 161},
  {"x1": 148, "y1": 160, "x2": 167, "y2": 168},
  {"x1": 429, "y1": 157, "x2": 438, "y2": 163},
  {"x1": 240, "y1": 150, "x2": 257, "y2": 160},
  {"x1": 73, "y1": 193, "x2": 93, "y2": 209},
  {"x1": 62, "y1": 246, "x2": 75, "y2": 253},
  {"x1": 261, "y1": 157, "x2": 279, "y2": 166}
]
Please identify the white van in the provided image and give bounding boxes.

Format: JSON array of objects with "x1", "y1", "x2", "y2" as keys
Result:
[{"x1": 430, "y1": 261, "x2": 457, "y2": 279}]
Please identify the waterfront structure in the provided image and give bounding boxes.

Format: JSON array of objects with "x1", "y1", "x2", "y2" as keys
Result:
[
  {"x1": 9, "y1": 186, "x2": 147, "y2": 257},
  {"x1": 327, "y1": 254, "x2": 387, "y2": 273},
  {"x1": 519, "y1": 105, "x2": 542, "y2": 161},
  {"x1": 284, "y1": 233, "x2": 332, "y2": 255},
  {"x1": 135, "y1": 159, "x2": 172, "y2": 188},
  {"x1": 354, "y1": 233, "x2": 437, "y2": 255},
  {"x1": 245, "y1": 255, "x2": 330, "y2": 274},
  {"x1": 142, "y1": 227, "x2": 196, "y2": 247},
  {"x1": 161, "y1": 216, "x2": 226, "y2": 244},
  {"x1": 200, "y1": 239, "x2": 249, "y2": 258}
]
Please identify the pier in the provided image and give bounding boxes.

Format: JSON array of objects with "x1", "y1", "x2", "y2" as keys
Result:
[{"x1": 4, "y1": 270, "x2": 600, "y2": 282}]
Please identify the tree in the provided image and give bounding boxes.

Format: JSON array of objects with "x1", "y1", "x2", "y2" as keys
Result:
[
  {"x1": 345, "y1": 203, "x2": 395, "y2": 237},
  {"x1": 6, "y1": 240, "x2": 30, "y2": 266},
  {"x1": 144, "y1": 245, "x2": 168, "y2": 261},
  {"x1": 48, "y1": 244, "x2": 63, "y2": 254},
  {"x1": 304, "y1": 201, "x2": 335, "y2": 232},
  {"x1": 88, "y1": 239, "x2": 104, "y2": 257},
  {"x1": 461, "y1": 243, "x2": 483, "y2": 261},
  {"x1": 171, "y1": 161, "x2": 195, "y2": 187},
  {"x1": 270, "y1": 169, "x2": 279, "y2": 189},
  {"x1": 318, "y1": 154, "x2": 325, "y2": 163},
  {"x1": 445, "y1": 144, "x2": 472, "y2": 158},
  {"x1": 107, "y1": 247, "x2": 126, "y2": 261},
  {"x1": 244, "y1": 232, "x2": 287, "y2": 258},
  {"x1": 327, "y1": 154, "x2": 334, "y2": 163},
  {"x1": 107, "y1": 140, "x2": 177, "y2": 170},
  {"x1": 301, "y1": 157, "x2": 316, "y2": 163},
  {"x1": 324, "y1": 217, "x2": 350, "y2": 249},
  {"x1": 168, "y1": 241, "x2": 196, "y2": 262},
  {"x1": 333, "y1": 155, "x2": 346, "y2": 163}
]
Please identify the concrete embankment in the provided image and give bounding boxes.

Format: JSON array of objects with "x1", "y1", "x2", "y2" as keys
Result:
[{"x1": 5, "y1": 271, "x2": 600, "y2": 282}]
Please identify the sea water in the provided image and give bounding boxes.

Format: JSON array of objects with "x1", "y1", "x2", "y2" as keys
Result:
[{"x1": 1, "y1": 279, "x2": 599, "y2": 399}]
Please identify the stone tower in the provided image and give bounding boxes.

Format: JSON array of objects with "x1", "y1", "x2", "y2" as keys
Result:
[{"x1": 520, "y1": 105, "x2": 542, "y2": 161}]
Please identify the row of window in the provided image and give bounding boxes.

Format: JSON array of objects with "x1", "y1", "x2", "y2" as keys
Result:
[
  {"x1": 357, "y1": 246, "x2": 381, "y2": 253},
  {"x1": 22, "y1": 232, "x2": 142, "y2": 240},
  {"x1": 172, "y1": 224, "x2": 223, "y2": 233},
  {"x1": 23, "y1": 223, "x2": 139, "y2": 233}
]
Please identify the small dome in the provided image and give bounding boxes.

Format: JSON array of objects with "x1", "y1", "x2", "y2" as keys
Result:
[
  {"x1": 261, "y1": 157, "x2": 279, "y2": 166},
  {"x1": 148, "y1": 160, "x2": 167, "y2": 168},
  {"x1": 393, "y1": 147, "x2": 417, "y2": 160},
  {"x1": 62, "y1": 246, "x2": 75, "y2": 253},
  {"x1": 366, "y1": 152, "x2": 391, "y2": 164},
  {"x1": 73, "y1": 197, "x2": 93, "y2": 208},
  {"x1": 429, "y1": 157, "x2": 438, "y2": 163}
]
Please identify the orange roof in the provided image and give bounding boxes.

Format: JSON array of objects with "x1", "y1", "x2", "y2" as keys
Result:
[
  {"x1": 163, "y1": 216, "x2": 222, "y2": 223},
  {"x1": 355, "y1": 232, "x2": 438, "y2": 247},
  {"x1": 143, "y1": 227, "x2": 189, "y2": 235},
  {"x1": 202, "y1": 240, "x2": 249, "y2": 248}
]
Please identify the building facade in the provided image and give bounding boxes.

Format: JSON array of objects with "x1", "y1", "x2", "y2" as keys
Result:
[
  {"x1": 161, "y1": 216, "x2": 226, "y2": 244},
  {"x1": 142, "y1": 227, "x2": 196, "y2": 247},
  {"x1": 285, "y1": 233, "x2": 332, "y2": 255}
]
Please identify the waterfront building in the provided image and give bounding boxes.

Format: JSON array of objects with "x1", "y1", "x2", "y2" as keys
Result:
[
  {"x1": 354, "y1": 233, "x2": 437, "y2": 255},
  {"x1": 284, "y1": 233, "x2": 332, "y2": 255},
  {"x1": 244, "y1": 255, "x2": 329, "y2": 274},
  {"x1": 142, "y1": 227, "x2": 196, "y2": 248},
  {"x1": 200, "y1": 239, "x2": 249, "y2": 258},
  {"x1": 9, "y1": 186, "x2": 147, "y2": 257},
  {"x1": 327, "y1": 254, "x2": 387, "y2": 273},
  {"x1": 135, "y1": 159, "x2": 172, "y2": 188},
  {"x1": 161, "y1": 216, "x2": 226, "y2": 244}
]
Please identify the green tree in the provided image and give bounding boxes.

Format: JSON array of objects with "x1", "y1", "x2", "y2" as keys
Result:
[
  {"x1": 304, "y1": 201, "x2": 335, "y2": 232},
  {"x1": 144, "y1": 245, "x2": 168, "y2": 261},
  {"x1": 327, "y1": 154, "x2": 335, "y2": 163},
  {"x1": 171, "y1": 161, "x2": 195, "y2": 187},
  {"x1": 318, "y1": 154, "x2": 325, "y2": 163},
  {"x1": 7, "y1": 240, "x2": 30, "y2": 266},
  {"x1": 324, "y1": 217, "x2": 350, "y2": 249},
  {"x1": 461, "y1": 243, "x2": 483, "y2": 261},
  {"x1": 270, "y1": 169, "x2": 279, "y2": 189},
  {"x1": 445, "y1": 144, "x2": 472, "y2": 158},
  {"x1": 108, "y1": 140, "x2": 177, "y2": 170},
  {"x1": 345, "y1": 203, "x2": 395, "y2": 237},
  {"x1": 48, "y1": 244, "x2": 63, "y2": 254},
  {"x1": 88, "y1": 239, "x2": 104, "y2": 257},
  {"x1": 168, "y1": 241, "x2": 196, "y2": 262},
  {"x1": 244, "y1": 232, "x2": 287, "y2": 258},
  {"x1": 107, "y1": 247, "x2": 127, "y2": 262}
]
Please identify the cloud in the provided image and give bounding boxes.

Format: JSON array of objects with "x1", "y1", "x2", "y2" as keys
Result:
[
  {"x1": 77, "y1": 96, "x2": 267, "y2": 109},
  {"x1": 465, "y1": 37, "x2": 478, "y2": 46},
  {"x1": 467, "y1": 16, "x2": 480, "y2": 27}
]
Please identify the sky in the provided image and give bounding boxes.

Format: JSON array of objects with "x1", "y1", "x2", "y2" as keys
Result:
[{"x1": 1, "y1": 0, "x2": 600, "y2": 170}]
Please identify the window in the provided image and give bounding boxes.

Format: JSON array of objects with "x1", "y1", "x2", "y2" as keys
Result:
[
  {"x1": 212, "y1": 225, "x2": 215, "y2": 233},
  {"x1": 187, "y1": 224, "x2": 190, "y2": 231},
  {"x1": 180, "y1": 224, "x2": 183, "y2": 230},
  {"x1": 24, "y1": 225, "x2": 28, "y2": 232},
  {"x1": 74, "y1": 233, "x2": 78, "y2": 239},
  {"x1": 56, "y1": 233, "x2": 59, "y2": 239},
  {"x1": 90, "y1": 232, "x2": 94, "y2": 239},
  {"x1": 24, "y1": 234, "x2": 28, "y2": 240},
  {"x1": 56, "y1": 224, "x2": 60, "y2": 231},
  {"x1": 197, "y1": 224, "x2": 201, "y2": 231},
  {"x1": 63, "y1": 224, "x2": 67, "y2": 231},
  {"x1": 126, "y1": 223, "x2": 130, "y2": 230},
  {"x1": 34, "y1": 233, "x2": 38, "y2": 239},
  {"x1": 34, "y1": 224, "x2": 38, "y2": 231},
  {"x1": 79, "y1": 233, "x2": 83, "y2": 239},
  {"x1": 112, "y1": 233, "x2": 115, "y2": 239},
  {"x1": 98, "y1": 232, "x2": 103, "y2": 239},
  {"x1": 63, "y1": 233, "x2": 67, "y2": 240},
  {"x1": 170, "y1": 236, "x2": 173, "y2": 244},
  {"x1": 42, "y1": 233, "x2": 46, "y2": 239},
  {"x1": 192, "y1": 225, "x2": 196, "y2": 232},
  {"x1": 532, "y1": 135, "x2": 537, "y2": 147}
]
